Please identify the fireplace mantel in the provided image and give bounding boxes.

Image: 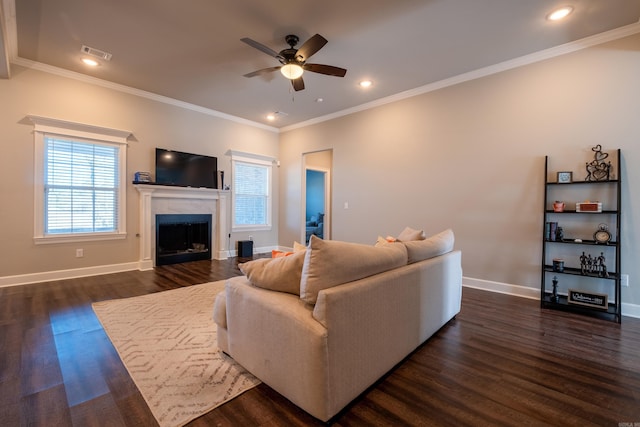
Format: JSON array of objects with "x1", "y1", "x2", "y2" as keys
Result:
[{"x1": 134, "y1": 184, "x2": 229, "y2": 270}]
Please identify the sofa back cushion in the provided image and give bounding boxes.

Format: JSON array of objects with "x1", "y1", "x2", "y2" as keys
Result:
[
  {"x1": 300, "y1": 236, "x2": 408, "y2": 304},
  {"x1": 403, "y1": 229, "x2": 454, "y2": 264},
  {"x1": 239, "y1": 249, "x2": 306, "y2": 295}
]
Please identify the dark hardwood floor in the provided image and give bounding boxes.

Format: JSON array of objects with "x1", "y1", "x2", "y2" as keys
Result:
[{"x1": 1, "y1": 256, "x2": 639, "y2": 426}]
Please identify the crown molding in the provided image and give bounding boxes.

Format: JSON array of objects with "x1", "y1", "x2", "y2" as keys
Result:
[
  {"x1": 10, "y1": 56, "x2": 278, "y2": 132},
  {"x1": 281, "y1": 21, "x2": 640, "y2": 133}
]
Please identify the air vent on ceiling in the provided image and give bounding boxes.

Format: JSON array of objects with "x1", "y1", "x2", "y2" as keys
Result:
[{"x1": 81, "y1": 45, "x2": 112, "y2": 61}]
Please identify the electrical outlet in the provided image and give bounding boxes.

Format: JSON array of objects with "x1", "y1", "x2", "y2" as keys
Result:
[
  {"x1": 621, "y1": 274, "x2": 629, "y2": 287},
  {"x1": 249, "y1": 235, "x2": 253, "y2": 241},
  {"x1": 76, "y1": 248, "x2": 84, "y2": 258}
]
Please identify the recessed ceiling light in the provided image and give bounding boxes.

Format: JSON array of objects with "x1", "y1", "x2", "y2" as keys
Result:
[
  {"x1": 547, "y1": 6, "x2": 573, "y2": 21},
  {"x1": 359, "y1": 80, "x2": 373, "y2": 88},
  {"x1": 81, "y1": 58, "x2": 99, "y2": 67},
  {"x1": 266, "y1": 111, "x2": 288, "y2": 121}
]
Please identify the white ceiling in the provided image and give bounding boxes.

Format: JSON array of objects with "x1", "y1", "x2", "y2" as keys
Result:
[{"x1": 3, "y1": 0, "x2": 640, "y2": 129}]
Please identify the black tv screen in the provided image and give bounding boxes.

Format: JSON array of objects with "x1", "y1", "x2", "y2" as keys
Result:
[{"x1": 155, "y1": 148, "x2": 218, "y2": 188}]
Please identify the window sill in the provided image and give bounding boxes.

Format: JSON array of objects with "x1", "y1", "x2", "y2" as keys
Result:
[
  {"x1": 232, "y1": 225, "x2": 272, "y2": 233},
  {"x1": 34, "y1": 232, "x2": 127, "y2": 245}
]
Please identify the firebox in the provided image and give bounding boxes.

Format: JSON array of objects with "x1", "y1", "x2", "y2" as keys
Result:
[{"x1": 156, "y1": 214, "x2": 212, "y2": 266}]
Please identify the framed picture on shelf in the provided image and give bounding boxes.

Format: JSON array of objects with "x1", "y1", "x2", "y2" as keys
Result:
[
  {"x1": 557, "y1": 171, "x2": 573, "y2": 183},
  {"x1": 567, "y1": 289, "x2": 608, "y2": 310}
]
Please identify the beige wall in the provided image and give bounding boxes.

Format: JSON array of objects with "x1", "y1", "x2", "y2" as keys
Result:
[
  {"x1": 279, "y1": 33, "x2": 640, "y2": 307},
  {"x1": 2, "y1": 33, "x2": 638, "y2": 310},
  {"x1": 0, "y1": 65, "x2": 279, "y2": 278}
]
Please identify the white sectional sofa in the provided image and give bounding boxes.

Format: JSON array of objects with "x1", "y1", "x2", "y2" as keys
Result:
[{"x1": 213, "y1": 230, "x2": 462, "y2": 421}]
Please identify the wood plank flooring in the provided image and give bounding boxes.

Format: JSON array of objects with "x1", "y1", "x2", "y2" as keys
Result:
[{"x1": 1, "y1": 256, "x2": 639, "y2": 426}]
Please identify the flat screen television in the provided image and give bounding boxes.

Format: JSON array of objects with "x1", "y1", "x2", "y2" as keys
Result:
[{"x1": 155, "y1": 148, "x2": 218, "y2": 188}]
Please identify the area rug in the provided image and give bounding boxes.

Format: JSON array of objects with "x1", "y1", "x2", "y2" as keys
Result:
[{"x1": 92, "y1": 280, "x2": 261, "y2": 427}]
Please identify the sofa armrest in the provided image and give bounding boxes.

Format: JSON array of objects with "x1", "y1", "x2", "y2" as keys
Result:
[
  {"x1": 223, "y1": 276, "x2": 332, "y2": 420},
  {"x1": 312, "y1": 250, "x2": 462, "y2": 414}
]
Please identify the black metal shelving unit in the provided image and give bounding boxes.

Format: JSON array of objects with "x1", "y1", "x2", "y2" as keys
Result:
[{"x1": 540, "y1": 150, "x2": 622, "y2": 323}]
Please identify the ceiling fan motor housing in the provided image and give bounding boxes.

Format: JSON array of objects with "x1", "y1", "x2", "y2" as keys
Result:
[{"x1": 279, "y1": 48, "x2": 301, "y2": 65}]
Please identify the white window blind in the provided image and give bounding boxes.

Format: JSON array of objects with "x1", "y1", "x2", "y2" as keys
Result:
[
  {"x1": 29, "y1": 115, "x2": 130, "y2": 244},
  {"x1": 234, "y1": 162, "x2": 268, "y2": 225},
  {"x1": 231, "y1": 152, "x2": 273, "y2": 231},
  {"x1": 44, "y1": 137, "x2": 119, "y2": 234}
]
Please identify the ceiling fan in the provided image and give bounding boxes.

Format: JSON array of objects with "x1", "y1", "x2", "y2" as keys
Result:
[{"x1": 241, "y1": 34, "x2": 347, "y2": 91}]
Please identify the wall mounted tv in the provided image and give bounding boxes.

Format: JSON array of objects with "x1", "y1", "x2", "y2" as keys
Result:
[{"x1": 155, "y1": 148, "x2": 218, "y2": 188}]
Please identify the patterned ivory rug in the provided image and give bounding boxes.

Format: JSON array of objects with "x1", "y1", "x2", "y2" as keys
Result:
[{"x1": 93, "y1": 280, "x2": 260, "y2": 427}]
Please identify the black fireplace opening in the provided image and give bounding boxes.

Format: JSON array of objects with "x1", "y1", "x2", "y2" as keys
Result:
[{"x1": 156, "y1": 214, "x2": 212, "y2": 266}]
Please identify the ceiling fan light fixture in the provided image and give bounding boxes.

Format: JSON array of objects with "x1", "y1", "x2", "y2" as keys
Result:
[
  {"x1": 280, "y1": 63, "x2": 304, "y2": 80},
  {"x1": 547, "y1": 6, "x2": 573, "y2": 21}
]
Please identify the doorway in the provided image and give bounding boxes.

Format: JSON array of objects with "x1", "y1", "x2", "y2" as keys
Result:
[{"x1": 302, "y1": 150, "x2": 332, "y2": 244}]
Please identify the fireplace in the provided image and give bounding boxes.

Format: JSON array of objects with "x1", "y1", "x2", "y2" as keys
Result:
[
  {"x1": 134, "y1": 184, "x2": 229, "y2": 270},
  {"x1": 156, "y1": 214, "x2": 212, "y2": 266}
]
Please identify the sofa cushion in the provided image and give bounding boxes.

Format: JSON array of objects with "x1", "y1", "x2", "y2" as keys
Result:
[
  {"x1": 397, "y1": 226, "x2": 426, "y2": 241},
  {"x1": 300, "y1": 236, "x2": 408, "y2": 304},
  {"x1": 239, "y1": 250, "x2": 306, "y2": 295},
  {"x1": 403, "y1": 229, "x2": 454, "y2": 263}
]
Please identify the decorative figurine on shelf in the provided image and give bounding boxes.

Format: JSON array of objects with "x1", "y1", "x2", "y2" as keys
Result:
[
  {"x1": 580, "y1": 251, "x2": 588, "y2": 274},
  {"x1": 555, "y1": 226, "x2": 564, "y2": 242},
  {"x1": 597, "y1": 252, "x2": 609, "y2": 278},
  {"x1": 585, "y1": 144, "x2": 612, "y2": 181},
  {"x1": 552, "y1": 276, "x2": 559, "y2": 303},
  {"x1": 579, "y1": 251, "x2": 609, "y2": 277}
]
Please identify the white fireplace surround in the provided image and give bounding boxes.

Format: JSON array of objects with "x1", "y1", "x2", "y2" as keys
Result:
[{"x1": 135, "y1": 184, "x2": 229, "y2": 270}]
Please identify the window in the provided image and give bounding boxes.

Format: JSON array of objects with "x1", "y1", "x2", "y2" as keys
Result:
[
  {"x1": 29, "y1": 116, "x2": 130, "y2": 244},
  {"x1": 231, "y1": 152, "x2": 273, "y2": 231}
]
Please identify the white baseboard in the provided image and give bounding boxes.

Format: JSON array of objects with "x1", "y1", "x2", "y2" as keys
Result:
[
  {"x1": 621, "y1": 302, "x2": 640, "y2": 319},
  {"x1": 463, "y1": 277, "x2": 540, "y2": 300},
  {"x1": 463, "y1": 276, "x2": 640, "y2": 319},
  {"x1": 228, "y1": 245, "x2": 278, "y2": 257},
  {"x1": 3, "y1": 266, "x2": 638, "y2": 319},
  {"x1": 0, "y1": 246, "x2": 278, "y2": 288},
  {"x1": 0, "y1": 262, "x2": 140, "y2": 288}
]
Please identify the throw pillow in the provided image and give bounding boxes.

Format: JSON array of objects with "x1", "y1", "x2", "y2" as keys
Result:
[
  {"x1": 397, "y1": 226, "x2": 426, "y2": 241},
  {"x1": 293, "y1": 241, "x2": 307, "y2": 252},
  {"x1": 272, "y1": 250, "x2": 294, "y2": 258},
  {"x1": 239, "y1": 250, "x2": 306, "y2": 295},
  {"x1": 300, "y1": 235, "x2": 408, "y2": 304},
  {"x1": 403, "y1": 229, "x2": 455, "y2": 264},
  {"x1": 375, "y1": 236, "x2": 401, "y2": 246}
]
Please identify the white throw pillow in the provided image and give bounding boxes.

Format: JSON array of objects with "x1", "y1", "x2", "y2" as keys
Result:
[
  {"x1": 403, "y1": 229, "x2": 455, "y2": 264},
  {"x1": 239, "y1": 250, "x2": 306, "y2": 295},
  {"x1": 300, "y1": 236, "x2": 408, "y2": 304}
]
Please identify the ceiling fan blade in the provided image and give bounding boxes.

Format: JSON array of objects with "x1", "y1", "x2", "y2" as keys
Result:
[
  {"x1": 292, "y1": 77, "x2": 305, "y2": 91},
  {"x1": 243, "y1": 66, "x2": 282, "y2": 78},
  {"x1": 296, "y1": 34, "x2": 328, "y2": 62},
  {"x1": 304, "y1": 63, "x2": 347, "y2": 77},
  {"x1": 240, "y1": 37, "x2": 280, "y2": 58}
]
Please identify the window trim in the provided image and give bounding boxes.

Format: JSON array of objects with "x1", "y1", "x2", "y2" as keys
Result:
[
  {"x1": 230, "y1": 151, "x2": 274, "y2": 232},
  {"x1": 29, "y1": 115, "x2": 131, "y2": 244}
]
